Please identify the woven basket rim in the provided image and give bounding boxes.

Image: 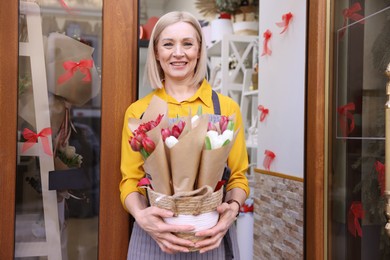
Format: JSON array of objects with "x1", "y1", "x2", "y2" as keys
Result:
[{"x1": 147, "y1": 185, "x2": 223, "y2": 216}]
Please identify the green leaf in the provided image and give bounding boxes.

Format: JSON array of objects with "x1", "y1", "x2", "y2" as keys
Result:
[
  {"x1": 227, "y1": 120, "x2": 234, "y2": 130},
  {"x1": 205, "y1": 136, "x2": 212, "y2": 150},
  {"x1": 197, "y1": 105, "x2": 203, "y2": 116},
  {"x1": 140, "y1": 148, "x2": 149, "y2": 159},
  {"x1": 222, "y1": 139, "x2": 230, "y2": 146}
]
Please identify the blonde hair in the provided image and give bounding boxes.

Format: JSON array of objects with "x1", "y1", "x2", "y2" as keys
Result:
[{"x1": 144, "y1": 11, "x2": 207, "y2": 89}]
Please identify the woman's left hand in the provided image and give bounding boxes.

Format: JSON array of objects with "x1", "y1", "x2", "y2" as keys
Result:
[{"x1": 193, "y1": 201, "x2": 239, "y2": 253}]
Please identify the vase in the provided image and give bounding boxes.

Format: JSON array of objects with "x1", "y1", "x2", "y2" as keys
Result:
[{"x1": 211, "y1": 17, "x2": 233, "y2": 43}]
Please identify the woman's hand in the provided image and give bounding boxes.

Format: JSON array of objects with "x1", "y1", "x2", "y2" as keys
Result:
[
  {"x1": 135, "y1": 205, "x2": 196, "y2": 254},
  {"x1": 125, "y1": 192, "x2": 196, "y2": 254},
  {"x1": 193, "y1": 200, "x2": 239, "y2": 253}
]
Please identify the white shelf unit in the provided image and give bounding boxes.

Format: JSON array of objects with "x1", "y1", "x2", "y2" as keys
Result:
[
  {"x1": 16, "y1": 2, "x2": 62, "y2": 259},
  {"x1": 207, "y1": 34, "x2": 258, "y2": 101},
  {"x1": 207, "y1": 34, "x2": 259, "y2": 176}
]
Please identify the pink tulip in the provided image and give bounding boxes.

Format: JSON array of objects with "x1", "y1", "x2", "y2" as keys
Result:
[
  {"x1": 219, "y1": 116, "x2": 229, "y2": 133},
  {"x1": 142, "y1": 137, "x2": 155, "y2": 154},
  {"x1": 161, "y1": 128, "x2": 171, "y2": 141},
  {"x1": 177, "y1": 120, "x2": 186, "y2": 132},
  {"x1": 208, "y1": 122, "x2": 217, "y2": 131}
]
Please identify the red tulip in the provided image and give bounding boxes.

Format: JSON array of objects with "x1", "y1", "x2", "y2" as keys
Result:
[
  {"x1": 155, "y1": 114, "x2": 163, "y2": 125},
  {"x1": 171, "y1": 125, "x2": 181, "y2": 139},
  {"x1": 129, "y1": 136, "x2": 142, "y2": 151},
  {"x1": 134, "y1": 131, "x2": 147, "y2": 142},
  {"x1": 142, "y1": 137, "x2": 155, "y2": 154},
  {"x1": 138, "y1": 122, "x2": 151, "y2": 133},
  {"x1": 161, "y1": 128, "x2": 171, "y2": 141}
]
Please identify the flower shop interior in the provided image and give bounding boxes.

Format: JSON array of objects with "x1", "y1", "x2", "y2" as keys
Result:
[{"x1": 2, "y1": 0, "x2": 390, "y2": 259}]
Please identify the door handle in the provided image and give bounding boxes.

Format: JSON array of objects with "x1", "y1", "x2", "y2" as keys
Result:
[{"x1": 385, "y1": 62, "x2": 390, "y2": 237}]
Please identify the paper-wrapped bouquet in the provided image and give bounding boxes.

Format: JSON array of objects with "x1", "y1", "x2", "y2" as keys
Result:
[{"x1": 128, "y1": 96, "x2": 238, "y2": 246}]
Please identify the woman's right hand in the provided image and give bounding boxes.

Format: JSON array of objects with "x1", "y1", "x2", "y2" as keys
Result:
[
  {"x1": 125, "y1": 192, "x2": 195, "y2": 254},
  {"x1": 135, "y1": 206, "x2": 196, "y2": 254}
]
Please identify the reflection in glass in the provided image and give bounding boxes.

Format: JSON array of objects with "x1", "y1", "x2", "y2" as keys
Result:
[
  {"x1": 16, "y1": 1, "x2": 102, "y2": 259},
  {"x1": 330, "y1": 2, "x2": 390, "y2": 259}
]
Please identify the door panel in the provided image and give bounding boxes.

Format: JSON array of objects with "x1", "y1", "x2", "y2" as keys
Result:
[
  {"x1": 0, "y1": 0, "x2": 137, "y2": 259},
  {"x1": 329, "y1": 1, "x2": 390, "y2": 259}
]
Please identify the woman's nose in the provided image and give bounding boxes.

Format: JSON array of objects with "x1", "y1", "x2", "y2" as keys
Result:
[{"x1": 173, "y1": 45, "x2": 184, "y2": 56}]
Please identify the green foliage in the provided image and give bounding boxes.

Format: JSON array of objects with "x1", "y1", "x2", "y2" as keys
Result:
[{"x1": 215, "y1": 0, "x2": 241, "y2": 14}]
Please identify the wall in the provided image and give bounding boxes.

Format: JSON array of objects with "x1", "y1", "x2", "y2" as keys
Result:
[
  {"x1": 253, "y1": 0, "x2": 307, "y2": 258},
  {"x1": 253, "y1": 173, "x2": 304, "y2": 259}
]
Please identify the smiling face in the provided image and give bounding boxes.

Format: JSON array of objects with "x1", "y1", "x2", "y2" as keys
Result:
[{"x1": 155, "y1": 21, "x2": 200, "y2": 83}]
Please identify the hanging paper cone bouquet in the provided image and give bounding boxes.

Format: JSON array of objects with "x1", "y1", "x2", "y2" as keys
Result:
[
  {"x1": 127, "y1": 96, "x2": 239, "y2": 245},
  {"x1": 45, "y1": 32, "x2": 101, "y2": 107}
]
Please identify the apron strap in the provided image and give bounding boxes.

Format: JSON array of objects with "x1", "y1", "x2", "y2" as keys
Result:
[{"x1": 212, "y1": 90, "x2": 221, "y2": 115}]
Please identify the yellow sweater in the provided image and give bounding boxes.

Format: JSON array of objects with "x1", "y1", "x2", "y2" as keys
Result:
[{"x1": 119, "y1": 79, "x2": 249, "y2": 210}]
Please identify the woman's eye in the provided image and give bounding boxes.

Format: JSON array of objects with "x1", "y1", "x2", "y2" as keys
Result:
[
  {"x1": 163, "y1": 43, "x2": 173, "y2": 48},
  {"x1": 183, "y1": 42, "x2": 193, "y2": 47}
]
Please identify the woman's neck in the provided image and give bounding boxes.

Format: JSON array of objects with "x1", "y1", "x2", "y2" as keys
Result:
[{"x1": 164, "y1": 78, "x2": 199, "y2": 102}]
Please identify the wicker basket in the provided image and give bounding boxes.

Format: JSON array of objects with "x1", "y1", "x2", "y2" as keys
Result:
[{"x1": 147, "y1": 185, "x2": 223, "y2": 251}]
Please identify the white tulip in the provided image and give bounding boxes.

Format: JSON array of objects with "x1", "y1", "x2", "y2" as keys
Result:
[
  {"x1": 165, "y1": 136, "x2": 179, "y2": 148},
  {"x1": 191, "y1": 115, "x2": 199, "y2": 124},
  {"x1": 221, "y1": 129, "x2": 234, "y2": 143}
]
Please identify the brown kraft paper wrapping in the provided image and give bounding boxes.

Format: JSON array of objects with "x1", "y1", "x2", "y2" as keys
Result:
[
  {"x1": 196, "y1": 130, "x2": 239, "y2": 190},
  {"x1": 45, "y1": 32, "x2": 100, "y2": 106},
  {"x1": 143, "y1": 135, "x2": 172, "y2": 195},
  {"x1": 128, "y1": 95, "x2": 172, "y2": 195},
  {"x1": 169, "y1": 115, "x2": 209, "y2": 193}
]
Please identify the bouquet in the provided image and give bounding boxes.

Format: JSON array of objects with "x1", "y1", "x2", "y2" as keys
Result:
[{"x1": 128, "y1": 96, "x2": 238, "y2": 243}]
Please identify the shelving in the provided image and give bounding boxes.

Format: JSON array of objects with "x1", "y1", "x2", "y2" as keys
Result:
[{"x1": 206, "y1": 34, "x2": 259, "y2": 176}]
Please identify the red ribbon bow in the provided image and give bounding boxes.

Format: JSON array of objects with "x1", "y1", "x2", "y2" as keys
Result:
[
  {"x1": 348, "y1": 201, "x2": 364, "y2": 237},
  {"x1": 215, "y1": 180, "x2": 226, "y2": 192},
  {"x1": 137, "y1": 177, "x2": 152, "y2": 188},
  {"x1": 261, "y1": 29, "x2": 272, "y2": 56},
  {"x1": 22, "y1": 128, "x2": 53, "y2": 156},
  {"x1": 337, "y1": 102, "x2": 355, "y2": 137},
  {"x1": 374, "y1": 161, "x2": 385, "y2": 196},
  {"x1": 57, "y1": 59, "x2": 93, "y2": 85},
  {"x1": 340, "y1": 3, "x2": 365, "y2": 38},
  {"x1": 263, "y1": 149, "x2": 276, "y2": 170},
  {"x1": 241, "y1": 203, "x2": 254, "y2": 213},
  {"x1": 258, "y1": 105, "x2": 269, "y2": 122},
  {"x1": 276, "y1": 12, "x2": 293, "y2": 34},
  {"x1": 58, "y1": 0, "x2": 74, "y2": 14}
]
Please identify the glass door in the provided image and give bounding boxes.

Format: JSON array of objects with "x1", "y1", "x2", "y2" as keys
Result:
[
  {"x1": 329, "y1": 1, "x2": 390, "y2": 259},
  {"x1": 15, "y1": 1, "x2": 102, "y2": 259}
]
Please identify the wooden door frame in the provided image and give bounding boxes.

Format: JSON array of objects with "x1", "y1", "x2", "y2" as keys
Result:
[
  {"x1": 305, "y1": 0, "x2": 327, "y2": 259},
  {"x1": 0, "y1": 0, "x2": 18, "y2": 259},
  {"x1": 0, "y1": 0, "x2": 138, "y2": 259}
]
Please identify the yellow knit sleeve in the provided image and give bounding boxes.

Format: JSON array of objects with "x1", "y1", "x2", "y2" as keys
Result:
[{"x1": 219, "y1": 94, "x2": 250, "y2": 198}]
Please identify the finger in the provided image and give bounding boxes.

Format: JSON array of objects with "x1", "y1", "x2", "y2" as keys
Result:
[
  {"x1": 195, "y1": 221, "x2": 227, "y2": 237},
  {"x1": 156, "y1": 235, "x2": 193, "y2": 253},
  {"x1": 196, "y1": 236, "x2": 223, "y2": 253},
  {"x1": 194, "y1": 232, "x2": 222, "y2": 247},
  {"x1": 150, "y1": 206, "x2": 175, "y2": 218},
  {"x1": 156, "y1": 241, "x2": 176, "y2": 254},
  {"x1": 159, "y1": 232, "x2": 196, "y2": 248}
]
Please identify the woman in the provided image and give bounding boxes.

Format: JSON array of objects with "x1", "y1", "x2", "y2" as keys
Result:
[{"x1": 120, "y1": 11, "x2": 249, "y2": 259}]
